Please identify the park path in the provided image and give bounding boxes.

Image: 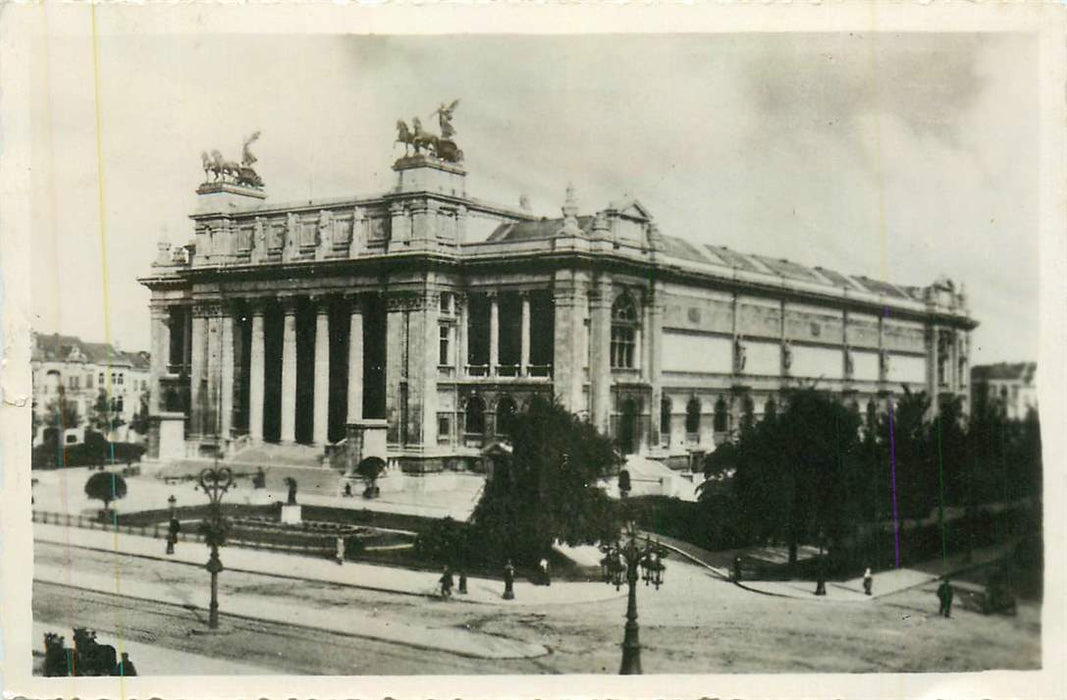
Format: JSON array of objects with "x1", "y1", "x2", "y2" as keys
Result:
[{"x1": 35, "y1": 522, "x2": 624, "y2": 608}]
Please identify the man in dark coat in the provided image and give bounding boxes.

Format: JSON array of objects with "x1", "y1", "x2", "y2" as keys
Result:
[
  {"x1": 503, "y1": 560, "x2": 516, "y2": 600},
  {"x1": 166, "y1": 517, "x2": 181, "y2": 555},
  {"x1": 937, "y1": 578, "x2": 954, "y2": 618},
  {"x1": 439, "y1": 566, "x2": 454, "y2": 598},
  {"x1": 114, "y1": 652, "x2": 137, "y2": 676}
]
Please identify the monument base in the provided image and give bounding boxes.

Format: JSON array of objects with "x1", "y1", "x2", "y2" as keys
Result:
[
  {"x1": 280, "y1": 504, "x2": 302, "y2": 525},
  {"x1": 150, "y1": 412, "x2": 187, "y2": 462}
]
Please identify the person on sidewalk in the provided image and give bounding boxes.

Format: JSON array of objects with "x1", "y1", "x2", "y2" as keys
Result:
[
  {"x1": 503, "y1": 560, "x2": 516, "y2": 600},
  {"x1": 733, "y1": 555, "x2": 743, "y2": 582},
  {"x1": 166, "y1": 517, "x2": 181, "y2": 555},
  {"x1": 937, "y1": 578, "x2": 954, "y2": 618},
  {"x1": 458, "y1": 570, "x2": 468, "y2": 595},
  {"x1": 114, "y1": 652, "x2": 137, "y2": 677},
  {"x1": 863, "y1": 567, "x2": 873, "y2": 596},
  {"x1": 539, "y1": 557, "x2": 551, "y2": 586},
  {"x1": 439, "y1": 566, "x2": 454, "y2": 599}
]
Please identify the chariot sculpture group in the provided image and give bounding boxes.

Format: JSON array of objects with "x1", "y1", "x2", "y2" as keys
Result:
[
  {"x1": 395, "y1": 99, "x2": 464, "y2": 164},
  {"x1": 198, "y1": 100, "x2": 465, "y2": 187},
  {"x1": 201, "y1": 131, "x2": 264, "y2": 188}
]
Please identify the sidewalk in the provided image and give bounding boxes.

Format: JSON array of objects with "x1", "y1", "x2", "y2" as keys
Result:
[
  {"x1": 733, "y1": 542, "x2": 1017, "y2": 601},
  {"x1": 35, "y1": 522, "x2": 624, "y2": 608}
]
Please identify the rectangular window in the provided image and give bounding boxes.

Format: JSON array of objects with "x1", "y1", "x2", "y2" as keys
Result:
[
  {"x1": 99, "y1": 372, "x2": 105, "y2": 385},
  {"x1": 118, "y1": 373, "x2": 124, "y2": 385},
  {"x1": 437, "y1": 415, "x2": 451, "y2": 442},
  {"x1": 439, "y1": 325, "x2": 452, "y2": 365},
  {"x1": 86, "y1": 374, "x2": 93, "y2": 389},
  {"x1": 611, "y1": 327, "x2": 636, "y2": 369}
]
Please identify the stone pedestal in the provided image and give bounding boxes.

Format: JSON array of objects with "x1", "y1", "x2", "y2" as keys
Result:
[
  {"x1": 345, "y1": 419, "x2": 389, "y2": 472},
  {"x1": 280, "y1": 504, "x2": 302, "y2": 525},
  {"x1": 393, "y1": 156, "x2": 466, "y2": 197},
  {"x1": 151, "y1": 412, "x2": 187, "y2": 462}
]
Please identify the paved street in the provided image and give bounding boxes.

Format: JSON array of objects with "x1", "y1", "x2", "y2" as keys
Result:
[{"x1": 33, "y1": 532, "x2": 1040, "y2": 675}]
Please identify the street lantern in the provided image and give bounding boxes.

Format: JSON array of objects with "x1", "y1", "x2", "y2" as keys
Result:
[
  {"x1": 599, "y1": 522, "x2": 668, "y2": 674},
  {"x1": 167, "y1": 494, "x2": 177, "y2": 517},
  {"x1": 197, "y1": 466, "x2": 234, "y2": 629}
]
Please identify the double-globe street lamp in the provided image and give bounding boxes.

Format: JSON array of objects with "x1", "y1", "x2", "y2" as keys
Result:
[
  {"x1": 600, "y1": 523, "x2": 668, "y2": 675},
  {"x1": 197, "y1": 465, "x2": 234, "y2": 630}
]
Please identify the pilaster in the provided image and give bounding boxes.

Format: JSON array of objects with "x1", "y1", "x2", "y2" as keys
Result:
[
  {"x1": 553, "y1": 271, "x2": 589, "y2": 416},
  {"x1": 589, "y1": 275, "x2": 613, "y2": 435},
  {"x1": 313, "y1": 300, "x2": 331, "y2": 445}
]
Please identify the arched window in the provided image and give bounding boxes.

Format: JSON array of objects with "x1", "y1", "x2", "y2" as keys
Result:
[
  {"x1": 465, "y1": 395, "x2": 486, "y2": 435},
  {"x1": 611, "y1": 293, "x2": 639, "y2": 369},
  {"x1": 713, "y1": 397, "x2": 728, "y2": 432},
  {"x1": 685, "y1": 397, "x2": 701, "y2": 434},
  {"x1": 660, "y1": 396, "x2": 672, "y2": 438},
  {"x1": 496, "y1": 395, "x2": 518, "y2": 437}
]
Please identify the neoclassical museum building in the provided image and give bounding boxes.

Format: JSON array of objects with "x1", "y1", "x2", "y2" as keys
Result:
[{"x1": 142, "y1": 121, "x2": 977, "y2": 473}]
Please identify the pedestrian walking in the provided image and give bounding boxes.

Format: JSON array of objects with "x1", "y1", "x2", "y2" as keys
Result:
[
  {"x1": 166, "y1": 516, "x2": 181, "y2": 555},
  {"x1": 439, "y1": 566, "x2": 454, "y2": 599},
  {"x1": 114, "y1": 652, "x2": 137, "y2": 677},
  {"x1": 863, "y1": 567, "x2": 873, "y2": 596},
  {"x1": 503, "y1": 560, "x2": 516, "y2": 600},
  {"x1": 335, "y1": 535, "x2": 345, "y2": 565},
  {"x1": 937, "y1": 578, "x2": 954, "y2": 618},
  {"x1": 814, "y1": 573, "x2": 827, "y2": 596},
  {"x1": 458, "y1": 570, "x2": 468, "y2": 595},
  {"x1": 539, "y1": 557, "x2": 551, "y2": 586}
]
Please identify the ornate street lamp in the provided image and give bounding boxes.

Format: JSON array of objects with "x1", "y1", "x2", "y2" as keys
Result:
[
  {"x1": 599, "y1": 523, "x2": 668, "y2": 675},
  {"x1": 197, "y1": 463, "x2": 234, "y2": 629}
]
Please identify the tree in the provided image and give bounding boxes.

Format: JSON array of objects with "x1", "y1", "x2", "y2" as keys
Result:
[
  {"x1": 44, "y1": 388, "x2": 81, "y2": 432},
  {"x1": 469, "y1": 396, "x2": 620, "y2": 565},
  {"x1": 84, "y1": 471, "x2": 128, "y2": 517},
  {"x1": 89, "y1": 389, "x2": 125, "y2": 435}
]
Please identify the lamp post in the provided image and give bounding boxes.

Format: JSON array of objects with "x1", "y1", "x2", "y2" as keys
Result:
[
  {"x1": 599, "y1": 523, "x2": 667, "y2": 675},
  {"x1": 167, "y1": 494, "x2": 177, "y2": 518},
  {"x1": 198, "y1": 463, "x2": 234, "y2": 629}
]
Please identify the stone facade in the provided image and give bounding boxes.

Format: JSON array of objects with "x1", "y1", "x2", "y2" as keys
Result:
[{"x1": 140, "y1": 154, "x2": 977, "y2": 473}]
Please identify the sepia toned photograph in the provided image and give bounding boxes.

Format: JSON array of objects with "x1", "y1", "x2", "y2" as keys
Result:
[{"x1": 3, "y1": 5, "x2": 1064, "y2": 698}]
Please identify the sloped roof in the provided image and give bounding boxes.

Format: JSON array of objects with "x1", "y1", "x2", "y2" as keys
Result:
[
  {"x1": 485, "y1": 212, "x2": 946, "y2": 303},
  {"x1": 33, "y1": 332, "x2": 148, "y2": 369},
  {"x1": 487, "y1": 216, "x2": 593, "y2": 242}
]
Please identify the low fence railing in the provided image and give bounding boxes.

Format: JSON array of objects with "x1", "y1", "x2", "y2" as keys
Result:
[{"x1": 32, "y1": 509, "x2": 412, "y2": 558}]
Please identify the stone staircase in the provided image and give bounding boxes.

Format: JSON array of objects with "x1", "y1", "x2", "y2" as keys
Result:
[{"x1": 155, "y1": 443, "x2": 342, "y2": 496}]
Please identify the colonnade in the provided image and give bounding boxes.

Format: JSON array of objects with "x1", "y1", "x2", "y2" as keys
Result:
[{"x1": 154, "y1": 296, "x2": 366, "y2": 446}]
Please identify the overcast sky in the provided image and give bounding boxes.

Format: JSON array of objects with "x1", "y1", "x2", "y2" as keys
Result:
[{"x1": 30, "y1": 33, "x2": 1038, "y2": 364}]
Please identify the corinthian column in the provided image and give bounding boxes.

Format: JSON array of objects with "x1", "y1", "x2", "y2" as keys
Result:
[
  {"x1": 520, "y1": 292, "x2": 531, "y2": 376},
  {"x1": 313, "y1": 301, "x2": 330, "y2": 444},
  {"x1": 220, "y1": 307, "x2": 235, "y2": 438},
  {"x1": 248, "y1": 304, "x2": 265, "y2": 442},
  {"x1": 280, "y1": 300, "x2": 298, "y2": 444},
  {"x1": 489, "y1": 292, "x2": 500, "y2": 375},
  {"x1": 347, "y1": 296, "x2": 364, "y2": 423}
]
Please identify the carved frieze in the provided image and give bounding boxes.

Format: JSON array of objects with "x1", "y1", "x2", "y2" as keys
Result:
[{"x1": 386, "y1": 291, "x2": 438, "y2": 313}]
